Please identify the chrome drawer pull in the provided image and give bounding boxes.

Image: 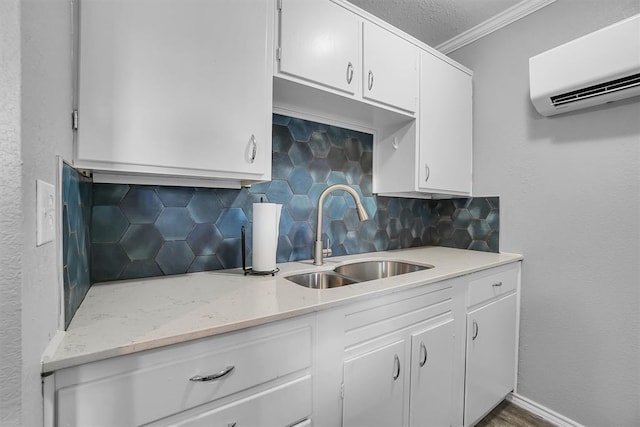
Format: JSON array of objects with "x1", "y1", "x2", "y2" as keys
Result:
[
  {"x1": 472, "y1": 320, "x2": 479, "y2": 340},
  {"x1": 492, "y1": 281, "x2": 503, "y2": 287},
  {"x1": 189, "y1": 365, "x2": 235, "y2": 382},
  {"x1": 346, "y1": 61, "x2": 354, "y2": 84},
  {"x1": 393, "y1": 354, "x2": 401, "y2": 380},
  {"x1": 419, "y1": 342, "x2": 428, "y2": 367},
  {"x1": 368, "y1": 70, "x2": 374, "y2": 90}
]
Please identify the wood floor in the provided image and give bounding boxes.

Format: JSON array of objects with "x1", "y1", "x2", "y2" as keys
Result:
[{"x1": 475, "y1": 400, "x2": 556, "y2": 427}]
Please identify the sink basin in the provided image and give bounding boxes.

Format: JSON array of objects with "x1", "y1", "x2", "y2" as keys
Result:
[
  {"x1": 285, "y1": 259, "x2": 433, "y2": 289},
  {"x1": 285, "y1": 271, "x2": 359, "y2": 289},
  {"x1": 334, "y1": 260, "x2": 432, "y2": 282}
]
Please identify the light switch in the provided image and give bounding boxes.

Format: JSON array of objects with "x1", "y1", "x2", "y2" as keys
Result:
[{"x1": 36, "y1": 180, "x2": 56, "y2": 246}]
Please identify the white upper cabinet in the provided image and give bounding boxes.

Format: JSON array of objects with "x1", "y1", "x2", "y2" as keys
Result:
[
  {"x1": 76, "y1": 0, "x2": 273, "y2": 186},
  {"x1": 278, "y1": 0, "x2": 360, "y2": 95},
  {"x1": 362, "y1": 22, "x2": 419, "y2": 113},
  {"x1": 419, "y1": 50, "x2": 472, "y2": 196},
  {"x1": 275, "y1": 0, "x2": 420, "y2": 116}
]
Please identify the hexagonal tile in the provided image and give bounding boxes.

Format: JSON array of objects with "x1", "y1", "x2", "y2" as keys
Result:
[
  {"x1": 156, "y1": 186, "x2": 194, "y2": 207},
  {"x1": 216, "y1": 208, "x2": 248, "y2": 238},
  {"x1": 487, "y1": 197, "x2": 499, "y2": 210},
  {"x1": 420, "y1": 227, "x2": 431, "y2": 244},
  {"x1": 309, "y1": 159, "x2": 331, "y2": 183},
  {"x1": 120, "y1": 260, "x2": 163, "y2": 280},
  {"x1": 327, "y1": 147, "x2": 347, "y2": 171},
  {"x1": 453, "y1": 198, "x2": 471, "y2": 209},
  {"x1": 155, "y1": 207, "x2": 195, "y2": 240},
  {"x1": 487, "y1": 231, "x2": 499, "y2": 252},
  {"x1": 400, "y1": 208, "x2": 413, "y2": 228},
  {"x1": 288, "y1": 195, "x2": 312, "y2": 221},
  {"x1": 387, "y1": 217, "x2": 402, "y2": 239},
  {"x1": 360, "y1": 151, "x2": 373, "y2": 175},
  {"x1": 308, "y1": 183, "x2": 327, "y2": 204},
  {"x1": 452, "y1": 208, "x2": 472, "y2": 230},
  {"x1": 92, "y1": 206, "x2": 129, "y2": 243},
  {"x1": 265, "y1": 180, "x2": 293, "y2": 205},
  {"x1": 357, "y1": 219, "x2": 377, "y2": 242},
  {"x1": 309, "y1": 131, "x2": 332, "y2": 158},
  {"x1": 328, "y1": 220, "x2": 348, "y2": 245},
  {"x1": 120, "y1": 224, "x2": 163, "y2": 260},
  {"x1": 188, "y1": 255, "x2": 224, "y2": 273},
  {"x1": 375, "y1": 209, "x2": 389, "y2": 230},
  {"x1": 278, "y1": 207, "x2": 294, "y2": 236},
  {"x1": 289, "y1": 168, "x2": 313, "y2": 194},
  {"x1": 327, "y1": 171, "x2": 347, "y2": 186},
  {"x1": 276, "y1": 235, "x2": 293, "y2": 262},
  {"x1": 469, "y1": 240, "x2": 490, "y2": 252},
  {"x1": 343, "y1": 209, "x2": 361, "y2": 232},
  {"x1": 451, "y1": 229, "x2": 472, "y2": 248},
  {"x1": 215, "y1": 188, "x2": 242, "y2": 207},
  {"x1": 435, "y1": 200, "x2": 455, "y2": 219},
  {"x1": 387, "y1": 198, "x2": 401, "y2": 218},
  {"x1": 272, "y1": 152, "x2": 294, "y2": 180},
  {"x1": 327, "y1": 126, "x2": 348, "y2": 147},
  {"x1": 287, "y1": 117, "x2": 313, "y2": 142},
  {"x1": 343, "y1": 231, "x2": 360, "y2": 254},
  {"x1": 93, "y1": 183, "x2": 129, "y2": 205},
  {"x1": 187, "y1": 223, "x2": 224, "y2": 256},
  {"x1": 436, "y1": 220, "x2": 454, "y2": 239},
  {"x1": 288, "y1": 222, "x2": 313, "y2": 248},
  {"x1": 345, "y1": 137, "x2": 363, "y2": 161},
  {"x1": 288, "y1": 142, "x2": 313, "y2": 166},
  {"x1": 120, "y1": 187, "x2": 164, "y2": 224},
  {"x1": 468, "y1": 219, "x2": 491, "y2": 240},
  {"x1": 273, "y1": 113, "x2": 291, "y2": 126},
  {"x1": 486, "y1": 210, "x2": 500, "y2": 230},
  {"x1": 399, "y1": 229, "x2": 414, "y2": 248},
  {"x1": 345, "y1": 162, "x2": 363, "y2": 185},
  {"x1": 155, "y1": 241, "x2": 195, "y2": 275},
  {"x1": 217, "y1": 238, "x2": 243, "y2": 268},
  {"x1": 91, "y1": 243, "x2": 130, "y2": 282},
  {"x1": 373, "y1": 230, "x2": 390, "y2": 251},
  {"x1": 468, "y1": 198, "x2": 492, "y2": 219},
  {"x1": 327, "y1": 196, "x2": 348, "y2": 219},
  {"x1": 272, "y1": 123, "x2": 294, "y2": 153},
  {"x1": 187, "y1": 192, "x2": 223, "y2": 223}
]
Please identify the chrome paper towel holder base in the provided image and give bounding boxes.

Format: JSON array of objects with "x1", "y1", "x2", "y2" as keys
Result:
[{"x1": 241, "y1": 225, "x2": 279, "y2": 276}]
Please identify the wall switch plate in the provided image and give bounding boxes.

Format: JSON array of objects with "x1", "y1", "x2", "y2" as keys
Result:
[{"x1": 36, "y1": 179, "x2": 56, "y2": 246}]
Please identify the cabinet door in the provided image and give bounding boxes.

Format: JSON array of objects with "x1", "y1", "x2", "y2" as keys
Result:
[
  {"x1": 362, "y1": 22, "x2": 419, "y2": 113},
  {"x1": 278, "y1": 0, "x2": 360, "y2": 95},
  {"x1": 465, "y1": 293, "x2": 517, "y2": 426},
  {"x1": 77, "y1": 0, "x2": 272, "y2": 179},
  {"x1": 343, "y1": 340, "x2": 406, "y2": 427},
  {"x1": 409, "y1": 319, "x2": 455, "y2": 427},
  {"x1": 419, "y1": 51, "x2": 472, "y2": 195}
]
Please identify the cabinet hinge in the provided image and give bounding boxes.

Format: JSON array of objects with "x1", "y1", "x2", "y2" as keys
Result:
[
  {"x1": 340, "y1": 382, "x2": 344, "y2": 399},
  {"x1": 276, "y1": 47, "x2": 282, "y2": 61},
  {"x1": 72, "y1": 110, "x2": 78, "y2": 131}
]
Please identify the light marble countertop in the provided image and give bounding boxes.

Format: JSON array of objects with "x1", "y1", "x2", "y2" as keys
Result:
[{"x1": 42, "y1": 246, "x2": 522, "y2": 373}]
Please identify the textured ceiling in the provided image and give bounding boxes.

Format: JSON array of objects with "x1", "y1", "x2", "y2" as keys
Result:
[{"x1": 347, "y1": 0, "x2": 523, "y2": 47}]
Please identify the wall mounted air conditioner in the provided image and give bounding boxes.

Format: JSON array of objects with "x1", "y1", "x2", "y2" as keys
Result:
[{"x1": 529, "y1": 14, "x2": 640, "y2": 116}]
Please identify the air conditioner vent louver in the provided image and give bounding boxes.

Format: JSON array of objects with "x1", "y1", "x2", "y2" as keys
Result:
[{"x1": 551, "y1": 73, "x2": 640, "y2": 106}]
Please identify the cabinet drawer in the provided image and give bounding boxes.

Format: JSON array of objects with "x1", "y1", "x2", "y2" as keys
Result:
[
  {"x1": 57, "y1": 325, "x2": 311, "y2": 427},
  {"x1": 162, "y1": 375, "x2": 312, "y2": 427},
  {"x1": 467, "y1": 265, "x2": 518, "y2": 307}
]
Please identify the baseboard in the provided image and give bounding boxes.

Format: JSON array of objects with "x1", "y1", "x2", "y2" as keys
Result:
[{"x1": 508, "y1": 393, "x2": 584, "y2": 427}]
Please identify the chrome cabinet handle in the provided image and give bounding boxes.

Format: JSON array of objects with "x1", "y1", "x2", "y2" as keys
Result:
[
  {"x1": 425, "y1": 163, "x2": 430, "y2": 182},
  {"x1": 419, "y1": 342, "x2": 428, "y2": 367},
  {"x1": 392, "y1": 354, "x2": 400, "y2": 380},
  {"x1": 472, "y1": 320, "x2": 479, "y2": 341},
  {"x1": 248, "y1": 134, "x2": 257, "y2": 163},
  {"x1": 189, "y1": 365, "x2": 235, "y2": 382},
  {"x1": 368, "y1": 70, "x2": 374, "y2": 90},
  {"x1": 346, "y1": 62, "x2": 354, "y2": 84},
  {"x1": 492, "y1": 281, "x2": 503, "y2": 287},
  {"x1": 228, "y1": 423, "x2": 237, "y2": 427}
]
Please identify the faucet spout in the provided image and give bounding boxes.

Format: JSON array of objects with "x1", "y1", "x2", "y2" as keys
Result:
[{"x1": 314, "y1": 184, "x2": 369, "y2": 266}]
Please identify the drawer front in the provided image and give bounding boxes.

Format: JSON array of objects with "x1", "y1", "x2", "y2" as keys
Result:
[
  {"x1": 165, "y1": 375, "x2": 312, "y2": 427},
  {"x1": 57, "y1": 325, "x2": 311, "y2": 427},
  {"x1": 467, "y1": 264, "x2": 518, "y2": 307}
]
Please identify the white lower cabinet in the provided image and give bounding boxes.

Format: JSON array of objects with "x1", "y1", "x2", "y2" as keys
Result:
[
  {"x1": 53, "y1": 316, "x2": 313, "y2": 427},
  {"x1": 343, "y1": 340, "x2": 406, "y2": 427},
  {"x1": 464, "y1": 265, "x2": 520, "y2": 426},
  {"x1": 409, "y1": 319, "x2": 455, "y2": 427}
]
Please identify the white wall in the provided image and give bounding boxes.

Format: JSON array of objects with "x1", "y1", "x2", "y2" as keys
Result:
[
  {"x1": 1, "y1": 1, "x2": 74, "y2": 425},
  {"x1": 450, "y1": 1, "x2": 640, "y2": 425},
  {"x1": 0, "y1": 0, "x2": 23, "y2": 424}
]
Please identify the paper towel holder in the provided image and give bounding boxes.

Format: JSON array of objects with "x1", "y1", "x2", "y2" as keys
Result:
[{"x1": 241, "y1": 225, "x2": 279, "y2": 276}]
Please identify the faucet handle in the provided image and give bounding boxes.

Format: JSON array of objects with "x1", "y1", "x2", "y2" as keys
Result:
[{"x1": 322, "y1": 237, "x2": 332, "y2": 258}]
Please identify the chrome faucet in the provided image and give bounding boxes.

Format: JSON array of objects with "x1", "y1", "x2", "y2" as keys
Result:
[{"x1": 314, "y1": 184, "x2": 369, "y2": 265}]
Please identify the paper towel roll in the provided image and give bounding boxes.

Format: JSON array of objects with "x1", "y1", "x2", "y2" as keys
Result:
[{"x1": 252, "y1": 203, "x2": 282, "y2": 272}]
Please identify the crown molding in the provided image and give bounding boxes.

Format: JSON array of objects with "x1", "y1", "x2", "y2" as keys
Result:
[{"x1": 436, "y1": 0, "x2": 556, "y2": 54}]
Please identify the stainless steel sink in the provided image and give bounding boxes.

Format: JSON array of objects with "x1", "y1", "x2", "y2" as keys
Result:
[
  {"x1": 334, "y1": 260, "x2": 432, "y2": 282},
  {"x1": 285, "y1": 260, "x2": 433, "y2": 289},
  {"x1": 285, "y1": 271, "x2": 359, "y2": 289}
]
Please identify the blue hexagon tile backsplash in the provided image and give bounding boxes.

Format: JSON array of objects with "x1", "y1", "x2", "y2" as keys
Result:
[{"x1": 62, "y1": 114, "x2": 499, "y2": 326}]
